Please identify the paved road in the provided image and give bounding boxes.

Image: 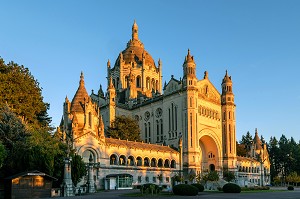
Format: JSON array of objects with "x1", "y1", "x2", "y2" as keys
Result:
[{"x1": 51, "y1": 187, "x2": 300, "y2": 199}]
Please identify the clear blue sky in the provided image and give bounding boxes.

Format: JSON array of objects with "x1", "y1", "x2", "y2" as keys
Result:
[{"x1": 0, "y1": 0, "x2": 299, "y2": 142}]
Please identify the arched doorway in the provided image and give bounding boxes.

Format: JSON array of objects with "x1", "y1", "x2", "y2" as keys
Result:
[
  {"x1": 209, "y1": 164, "x2": 215, "y2": 171},
  {"x1": 198, "y1": 133, "x2": 221, "y2": 173}
]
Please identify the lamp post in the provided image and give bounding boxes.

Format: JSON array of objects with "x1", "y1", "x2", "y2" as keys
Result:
[
  {"x1": 258, "y1": 153, "x2": 266, "y2": 187},
  {"x1": 62, "y1": 147, "x2": 74, "y2": 196}
]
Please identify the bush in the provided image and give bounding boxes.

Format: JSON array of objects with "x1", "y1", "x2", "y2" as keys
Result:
[
  {"x1": 191, "y1": 183, "x2": 204, "y2": 192},
  {"x1": 223, "y1": 183, "x2": 241, "y2": 193},
  {"x1": 140, "y1": 183, "x2": 161, "y2": 194},
  {"x1": 173, "y1": 184, "x2": 198, "y2": 196},
  {"x1": 287, "y1": 186, "x2": 294, "y2": 191}
]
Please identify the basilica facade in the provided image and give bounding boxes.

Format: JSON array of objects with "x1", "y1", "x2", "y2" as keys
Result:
[{"x1": 59, "y1": 21, "x2": 270, "y2": 190}]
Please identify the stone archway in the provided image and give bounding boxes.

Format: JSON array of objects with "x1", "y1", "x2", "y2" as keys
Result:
[{"x1": 198, "y1": 133, "x2": 221, "y2": 173}]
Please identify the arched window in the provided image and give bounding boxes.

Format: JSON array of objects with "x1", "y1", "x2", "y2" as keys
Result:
[
  {"x1": 136, "y1": 157, "x2": 142, "y2": 166},
  {"x1": 151, "y1": 158, "x2": 157, "y2": 167},
  {"x1": 119, "y1": 155, "x2": 126, "y2": 166},
  {"x1": 144, "y1": 157, "x2": 150, "y2": 167},
  {"x1": 89, "y1": 112, "x2": 92, "y2": 127},
  {"x1": 164, "y1": 159, "x2": 170, "y2": 168},
  {"x1": 110, "y1": 154, "x2": 118, "y2": 165},
  {"x1": 151, "y1": 78, "x2": 155, "y2": 90},
  {"x1": 136, "y1": 76, "x2": 141, "y2": 88},
  {"x1": 158, "y1": 159, "x2": 163, "y2": 167},
  {"x1": 171, "y1": 160, "x2": 176, "y2": 168},
  {"x1": 146, "y1": 77, "x2": 150, "y2": 89},
  {"x1": 128, "y1": 156, "x2": 135, "y2": 166}
]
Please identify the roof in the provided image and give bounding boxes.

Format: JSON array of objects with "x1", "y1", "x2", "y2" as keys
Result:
[
  {"x1": 237, "y1": 156, "x2": 259, "y2": 164},
  {"x1": 70, "y1": 72, "x2": 90, "y2": 113},
  {"x1": 253, "y1": 129, "x2": 263, "y2": 150},
  {"x1": 106, "y1": 138, "x2": 179, "y2": 154},
  {"x1": 113, "y1": 21, "x2": 156, "y2": 68},
  {"x1": 5, "y1": 170, "x2": 57, "y2": 181}
]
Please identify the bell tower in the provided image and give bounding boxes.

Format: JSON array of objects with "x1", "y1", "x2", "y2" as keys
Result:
[
  {"x1": 221, "y1": 70, "x2": 237, "y2": 171},
  {"x1": 107, "y1": 77, "x2": 116, "y2": 126},
  {"x1": 182, "y1": 49, "x2": 197, "y2": 88}
]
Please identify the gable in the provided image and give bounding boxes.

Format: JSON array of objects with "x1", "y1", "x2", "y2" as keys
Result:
[
  {"x1": 197, "y1": 79, "x2": 221, "y2": 104},
  {"x1": 164, "y1": 77, "x2": 181, "y2": 95}
]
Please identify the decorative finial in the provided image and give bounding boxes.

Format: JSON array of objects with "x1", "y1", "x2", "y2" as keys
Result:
[
  {"x1": 80, "y1": 71, "x2": 84, "y2": 85},
  {"x1": 188, "y1": 48, "x2": 190, "y2": 56},
  {"x1": 132, "y1": 20, "x2": 138, "y2": 40},
  {"x1": 204, "y1": 71, "x2": 208, "y2": 79},
  {"x1": 107, "y1": 59, "x2": 111, "y2": 68}
]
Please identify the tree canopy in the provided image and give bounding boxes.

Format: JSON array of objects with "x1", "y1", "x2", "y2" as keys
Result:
[
  {"x1": 0, "y1": 57, "x2": 69, "y2": 185},
  {"x1": 107, "y1": 115, "x2": 141, "y2": 141},
  {"x1": 0, "y1": 104, "x2": 66, "y2": 179},
  {"x1": 0, "y1": 58, "x2": 51, "y2": 130}
]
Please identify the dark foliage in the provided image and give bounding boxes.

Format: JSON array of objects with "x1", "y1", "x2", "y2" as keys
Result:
[
  {"x1": 140, "y1": 183, "x2": 161, "y2": 194},
  {"x1": 191, "y1": 183, "x2": 204, "y2": 192},
  {"x1": 0, "y1": 58, "x2": 51, "y2": 130},
  {"x1": 223, "y1": 183, "x2": 241, "y2": 193},
  {"x1": 172, "y1": 184, "x2": 198, "y2": 196},
  {"x1": 287, "y1": 186, "x2": 294, "y2": 191},
  {"x1": 107, "y1": 115, "x2": 141, "y2": 141}
]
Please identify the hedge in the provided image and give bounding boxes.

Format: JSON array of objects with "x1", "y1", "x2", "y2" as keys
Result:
[
  {"x1": 223, "y1": 183, "x2": 241, "y2": 193},
  {"x1": 173, "y1": 184, "x2": 198, "y2": 196}
]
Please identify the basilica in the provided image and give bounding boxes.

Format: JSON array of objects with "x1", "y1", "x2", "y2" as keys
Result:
[{"x1": 59, "y1": 21, "x2": 270, "y2": 191}]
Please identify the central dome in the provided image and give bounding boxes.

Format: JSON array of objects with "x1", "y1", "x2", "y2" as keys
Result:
[{"x1": 114, "y1": 21, "x2": 156, "y2": 68}]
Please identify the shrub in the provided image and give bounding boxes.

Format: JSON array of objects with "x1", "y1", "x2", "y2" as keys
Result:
[
  {"x1": 140, "y1": 183, "x2": 161, "y2": 194},
  {"x1": 223, "y1": 183, "x2": 241, "y2": 193},
  {"x1": 173, "y1": 184, "x2": 198, "y2": 196},
  {"x1": 287, "y1": 186, "x2": 294, "y2": 191},
  {"x1": 191, "y1": 183, "x2": 204, "y2": 192}
]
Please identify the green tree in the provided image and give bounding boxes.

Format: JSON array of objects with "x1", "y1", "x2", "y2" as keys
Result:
[
  {"x1": 71, "y1": 153, "x2": 86, "y2": 186},
  {"x1": 27, "y1": 130, "x2": 66, "y2": 176},
  {"x1": 202, "y1": 171, "x2": 219, "y2": 183},
  {"x1": 268, "y1": 136, "x2": 280, "y2": 182},
  {"x1": 223, "y1": 170, "x2": 235, "y2": 182},
  {"x1": 0, "y1": 105, "x2": 67, "y2": 180},
  {"x1": 0, "y1": 58, "x2": 51, "y2": 130},
  {"x1": 107, "y1": 115, "x2": 141, "y2": 141},
  {"x1": 236, "y1": 142, "x2": 247, "y2": 157},
  {"x1": 240, "y1": 131, "x2": 253, "y2": 146},
  {"x1": 0, "y1": 104, "x2": 31, "y2": 176}
]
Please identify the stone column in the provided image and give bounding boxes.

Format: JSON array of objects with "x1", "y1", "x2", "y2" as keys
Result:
[{"x1": 62, "y1": 157, "x2": 74, "y2": 196}]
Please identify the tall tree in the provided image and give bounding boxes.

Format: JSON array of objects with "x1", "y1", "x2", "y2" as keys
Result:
[
  {"x1": 0, "y1": 58, "x2": 51, "y2": 130},
  {"x1": 268, "y1": 136, "x2": 280, "y2": 182},
  {"x1": 0, "y1": 104, "x2": 31, "y2": 176},
  {"x1": 71, "y1": 153, "x2": 86, "y2": 186},
  {"x1": 0, "y1": 104, "x2": 68, "y2": 183},
  {"x1": 107, "y1": 115, "x2": 141, "y2": 141},
  {"x1": 240, "y1": 131, "x2": 253, "y2": 146},
  {"x1": 236, "y1": 142, "x2": 247, "y2": 157}
]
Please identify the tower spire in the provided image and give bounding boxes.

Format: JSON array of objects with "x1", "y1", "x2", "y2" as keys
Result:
[
  {"x1": 80, "y1": 71, "x2": 84, "y2": 86},
  {"x1": 132, "y1": 20, "x2": 138, "y2": 40}
]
